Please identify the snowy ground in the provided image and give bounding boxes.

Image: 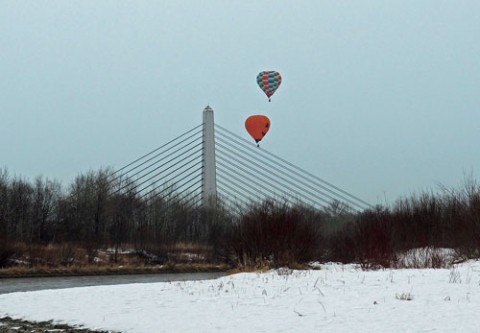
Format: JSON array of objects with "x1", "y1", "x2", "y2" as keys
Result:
[{"x1": 1, "y1": 262, "x2": 479, "y2": 333}]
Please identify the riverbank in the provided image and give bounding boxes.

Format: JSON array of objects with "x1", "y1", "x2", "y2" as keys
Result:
[
  {"x1": 0, "y1": 316, "x2": 117, "y2": 333},
  {"x1": 0, "y1": 263, "x2": 230, "y2": 279}
]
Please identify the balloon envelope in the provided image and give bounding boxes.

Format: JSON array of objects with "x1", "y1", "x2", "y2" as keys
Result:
[
  {"x1": 256, "y1": 71, "x2": 282, "y2": 101},
  {"x1": 245, "y1": 115, "x2": 271, "y2": 143}
]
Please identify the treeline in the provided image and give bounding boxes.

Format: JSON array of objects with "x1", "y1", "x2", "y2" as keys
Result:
[
  {"x1": 330, "y1": 182, "x2": 480, "y2": 268},
  {"x1": 225, "y1": 182, "x2": 480, "y2": 269},
  {"x1": 1, "y1": 167, "x2": 480, "y2": 270},
  {"x1": 0, "y1": 167, "x2": 233, "y2": 266}
]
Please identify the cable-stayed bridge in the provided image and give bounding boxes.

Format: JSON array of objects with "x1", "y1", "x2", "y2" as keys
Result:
[{"x1": 110, "y1": 106, "x2": 372, "y2": 214}]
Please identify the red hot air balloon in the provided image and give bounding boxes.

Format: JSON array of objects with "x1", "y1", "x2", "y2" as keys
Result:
[{"x1": 245, "y1": 115, "x2": 271, "y2": 147}]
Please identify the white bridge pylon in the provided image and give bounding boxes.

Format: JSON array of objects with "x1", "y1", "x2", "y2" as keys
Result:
[{"x1": 201, "y1": 106, "x2": 217, "y2": 208}]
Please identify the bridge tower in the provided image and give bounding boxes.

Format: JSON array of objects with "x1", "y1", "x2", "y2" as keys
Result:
[{"x1": 202, "y1": 106, "x2": 217, "y2": 208}]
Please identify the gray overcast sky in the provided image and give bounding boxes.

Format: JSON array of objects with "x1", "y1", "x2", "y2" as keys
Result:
[{"x1": 1, "y1": 1, "x2": 479, "y2": 205}]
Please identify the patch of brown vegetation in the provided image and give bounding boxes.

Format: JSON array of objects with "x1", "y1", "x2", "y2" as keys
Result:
[
  {"x1": 0, "y1": 241, "x2": 230, "y2": 278},
  {"x1": 0, "y1": 262, "x2": 229, "y2": 278}
]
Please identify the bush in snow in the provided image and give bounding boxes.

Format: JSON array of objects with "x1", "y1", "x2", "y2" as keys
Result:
[{"x1": 228, "y1": 200, "x2": 324, "y2": 269}]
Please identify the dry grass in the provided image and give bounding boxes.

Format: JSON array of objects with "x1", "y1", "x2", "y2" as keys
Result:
[
  {"x1": 0, "y1": 241, "x2": 229, "y2": 278},
  {"x1": 226, "y1": 261, "x2": 307, "y2": 275},
  {"x1": 0, "y1": 262, "x2": 229, "y2": 278}
]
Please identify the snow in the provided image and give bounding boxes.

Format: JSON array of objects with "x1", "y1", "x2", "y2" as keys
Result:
[{"x1": 1, "y1": 262, "x2": 480, "y2": 332}]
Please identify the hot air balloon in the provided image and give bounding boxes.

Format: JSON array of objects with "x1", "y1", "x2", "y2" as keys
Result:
[
  {"x1": 256, "y1": 71, "x2": 282, "y2": 102},
  {"x1": 245, "y1": 115, "x2": 271, "y2": 147}
]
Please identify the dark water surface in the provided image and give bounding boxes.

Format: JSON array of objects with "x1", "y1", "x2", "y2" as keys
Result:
[{"x1": 0, "y1": 272, "x2": 223, "y2": 295}]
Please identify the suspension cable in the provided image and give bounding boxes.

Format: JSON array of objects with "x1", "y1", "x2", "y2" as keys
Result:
[
  {"x1": 113, "y1": 124, "x2": 202, "y2": 176},
  {"x1": 215, "y1": 124, "x2": 372, "y2": 209}
]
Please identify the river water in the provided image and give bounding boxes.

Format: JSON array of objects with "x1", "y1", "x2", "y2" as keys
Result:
[{"x1": 0, "y1": 272, "x2": 224, "y2": 295}]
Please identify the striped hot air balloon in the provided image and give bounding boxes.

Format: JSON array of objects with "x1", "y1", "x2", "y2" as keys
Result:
[{"x1": 256, "y1": 71, "x2": 282, "y2": 102}]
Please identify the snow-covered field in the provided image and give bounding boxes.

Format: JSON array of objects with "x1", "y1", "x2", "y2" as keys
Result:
[{"x1": 1, "y1": 262, "x2": 479, "y2": 333}]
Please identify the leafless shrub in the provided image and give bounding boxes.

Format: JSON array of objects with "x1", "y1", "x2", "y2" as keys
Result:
[
  {"x1": 394, "y1": 247, "x2": 458, "y2": 269},
  {"x1": 0, "y1": 238, "x2": 16, "y2": 267},
  {"x1": 60, "y1": 243, "x2": 77, "y2": 266},
  {"x1": 395, "y1": 292, "x2": 414, "y2": 301},
  {"x1": 276, "y1": 267, "x2": 293, "y2": 276},
  {"x1": 326, "y1": 227, "x2": 356, "y2": 263},
  {"x1": 449, "y1": 265, "x2": 461, "y2": 283},
  {"x1": 228, "y1": 199, "x2": 324, "y2": 269},
  {"x1": 355, "y1": 207, "x2": 396, "y2": 270}
]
